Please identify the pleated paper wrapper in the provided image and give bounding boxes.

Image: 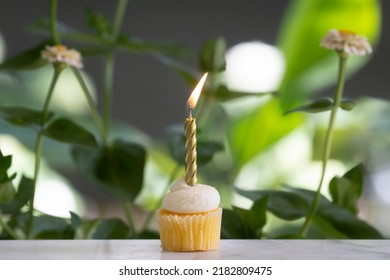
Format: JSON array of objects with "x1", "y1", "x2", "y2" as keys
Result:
[{"x1": 157, "y1": 208, "x2": 222, "y2": 252}]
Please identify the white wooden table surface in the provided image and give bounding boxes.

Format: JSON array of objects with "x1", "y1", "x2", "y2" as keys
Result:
[{"x1": 0, "y1": 240, "x2": 389, "y2": 260}]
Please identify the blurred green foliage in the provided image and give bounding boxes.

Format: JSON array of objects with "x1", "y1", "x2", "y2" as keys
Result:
[{"x1": 0, "y1": 0, "x2": 388, "y2": 240}]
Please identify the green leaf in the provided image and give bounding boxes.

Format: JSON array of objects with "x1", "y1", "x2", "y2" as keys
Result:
[
  {"x1": 153, "y1": 54, "x2": 198, "y2": 86},
  {"x1": 62, "y1": 211, "x2": 83, "y2": 239},
  {"x1": 74, "y1": 219, "x2": 100, "y2": 239},
  {"x1": 197, "y1": 142, "x2": 224, "y2": 165},
  {"x1": 289, "y1": 187, "x2": 382, "y2": 238},
  {"x1": 227, "y1": 99, "x2": 303, "y2": 169},
  {"x1": 277, "y1": 0, "x2": 381, "y2": 108},
  {"x1": 0, "y1": 151, "x2": 16, "y2": 184},
  {"x1": 136, "y1": 230, "x2": 160, "y2": 239},
  {"x1": 268, "y1": 224, "x2": 303, "y2": 239},
  {"x1": 12, "y1": 212, "x2": 69, "y2": 239},
  {"x1": 340, "y1": 99, "x2": 356, "y2": 111},
  {"x1": 0, "y1": 152, "x2": 12, "y2": 178},
  {"x1": 92, "y1": 218, "x2": 130, "y2": 239},
  {"x1": 199, "y1": 38, "x2": 227, "y2": 72},
  {"x1": 93, "y1": 140, "x2": 146, "y2": 200},
  {"x1": 0, "y1": 182, "x2": 16, "y2": 203},
  {"x1": 329, "y1": 163, "x2": 364, "y2": 214},
  {"x1": 266, "y1": 191, "x2": 308, "y2": 221},
  {"x1": 232, "y1": 207, "x2": 259, "y2": 238},
  {"x1": 212, "y1": 84, "x2": 275, "y2": 101},
  {"x1": 166, "y1": 125, "x2": 223, "y2": 166},
  {"x1": 44, "y1": 118, "x2": 98, "y2": 148},
  {"x1": 70, "y1": 211, "x2": 82, "y2": 229},
  {"x1": 221, "y1": 209, "x2": 245, "y2": 239},
  {"x1": 0, "y1": 41, "x2": 50, "y2": 70},
  {"x1": 32, "y1": 215, "x2": 69, "y2": 239},
  {"x1": 237, "y1": 188, "x2": 307, "y2": 221},
  {"x1": 85, "y1": 7, "x2": 111, "y2": 37},
  {"x1": 311, "y1": 215, "x2": 349, "y2": 238},
  {"x1": 0, "y1": 177, "x2": 34, "y2": 215},
  {"x1": 0, "y1": 107, "x2": 54, "y2": 128},
  {"x1": 284, "y1": 97, "x2": 334, "y2": 115},
  {"x1": 248, "y1": 197, "x2": 268, "y2": 236},
  {"x1": 317, "y1": 201, "x2": 382, "y2": 238},
  {"x1": 221, "y1": 197, "x2": 268, "y2": 239}
]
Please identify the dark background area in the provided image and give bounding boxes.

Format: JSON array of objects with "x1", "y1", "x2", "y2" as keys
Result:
[{"x1": 1, "y1": 0, "x2": 388, "y2": 139}]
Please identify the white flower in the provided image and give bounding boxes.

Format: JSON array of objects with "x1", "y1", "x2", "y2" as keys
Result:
[
  {"x1": 320, "y1": 29, "x2": 372, "y2": 56},
  {"x1": 41, "y1": 44, "x2": 83, "y2": 68}
]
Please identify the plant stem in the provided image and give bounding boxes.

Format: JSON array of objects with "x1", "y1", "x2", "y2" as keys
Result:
[
  {"x1": 101, "y1": 0, "x2": 129, "y2": 133},
  {"x1": 103, "y1": 52, "x2": 114, "y2": 133},
  {"x1": 26, "y1": 67, "x2": 62, "y2": 239},
  {"x1": 71, "y1": 67, "x2": 108, "y2": 144},
  {"x1": 0, "y1": 209, "x2": 20, "y2": 240},
  {"x1": 122, "y1": 199, "x2": 135, "y2": 237},
  {"x1": 299, "y1": 53, "x2": 348, "y2": 238},
  {"x1": 112, "y1": 0, "x2": 129, "y2": 40},
  {"x1": 49, "y1": 0, "x2": 61, "y2": 44},
  {"x1": 141, "y1": 165, "x2": 180, "y2": 232}
]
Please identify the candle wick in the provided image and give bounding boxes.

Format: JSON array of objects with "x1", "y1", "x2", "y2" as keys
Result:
[{"x1": 187, "y1": 104, "x2": 193, "y2": 118}]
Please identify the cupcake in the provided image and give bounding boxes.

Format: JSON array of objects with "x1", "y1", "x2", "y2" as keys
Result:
[{"x1": 157, "y1": 176, "x2": 222, "y2": 251}]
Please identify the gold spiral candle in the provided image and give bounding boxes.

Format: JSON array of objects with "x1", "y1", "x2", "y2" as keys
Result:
[
  {"x1": 184, "y1": 73, "x2": 208, "y2": 186},
  {"x1": 185, "y1": 114, "x2": 197, "y2": 185}
]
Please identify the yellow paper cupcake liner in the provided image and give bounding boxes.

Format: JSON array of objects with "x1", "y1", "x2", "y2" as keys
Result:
[{"x1": 157, "y1": 208, "x2": 222, "y2": 252}]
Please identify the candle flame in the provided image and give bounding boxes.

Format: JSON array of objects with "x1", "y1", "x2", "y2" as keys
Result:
[{"x1": 187, "y1": 73, "x2": 208, "y2": 110}]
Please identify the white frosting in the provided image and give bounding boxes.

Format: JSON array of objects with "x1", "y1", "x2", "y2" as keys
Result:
[{"x1": 162, "y1": 176, "x2": 220, "y2": 213}]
